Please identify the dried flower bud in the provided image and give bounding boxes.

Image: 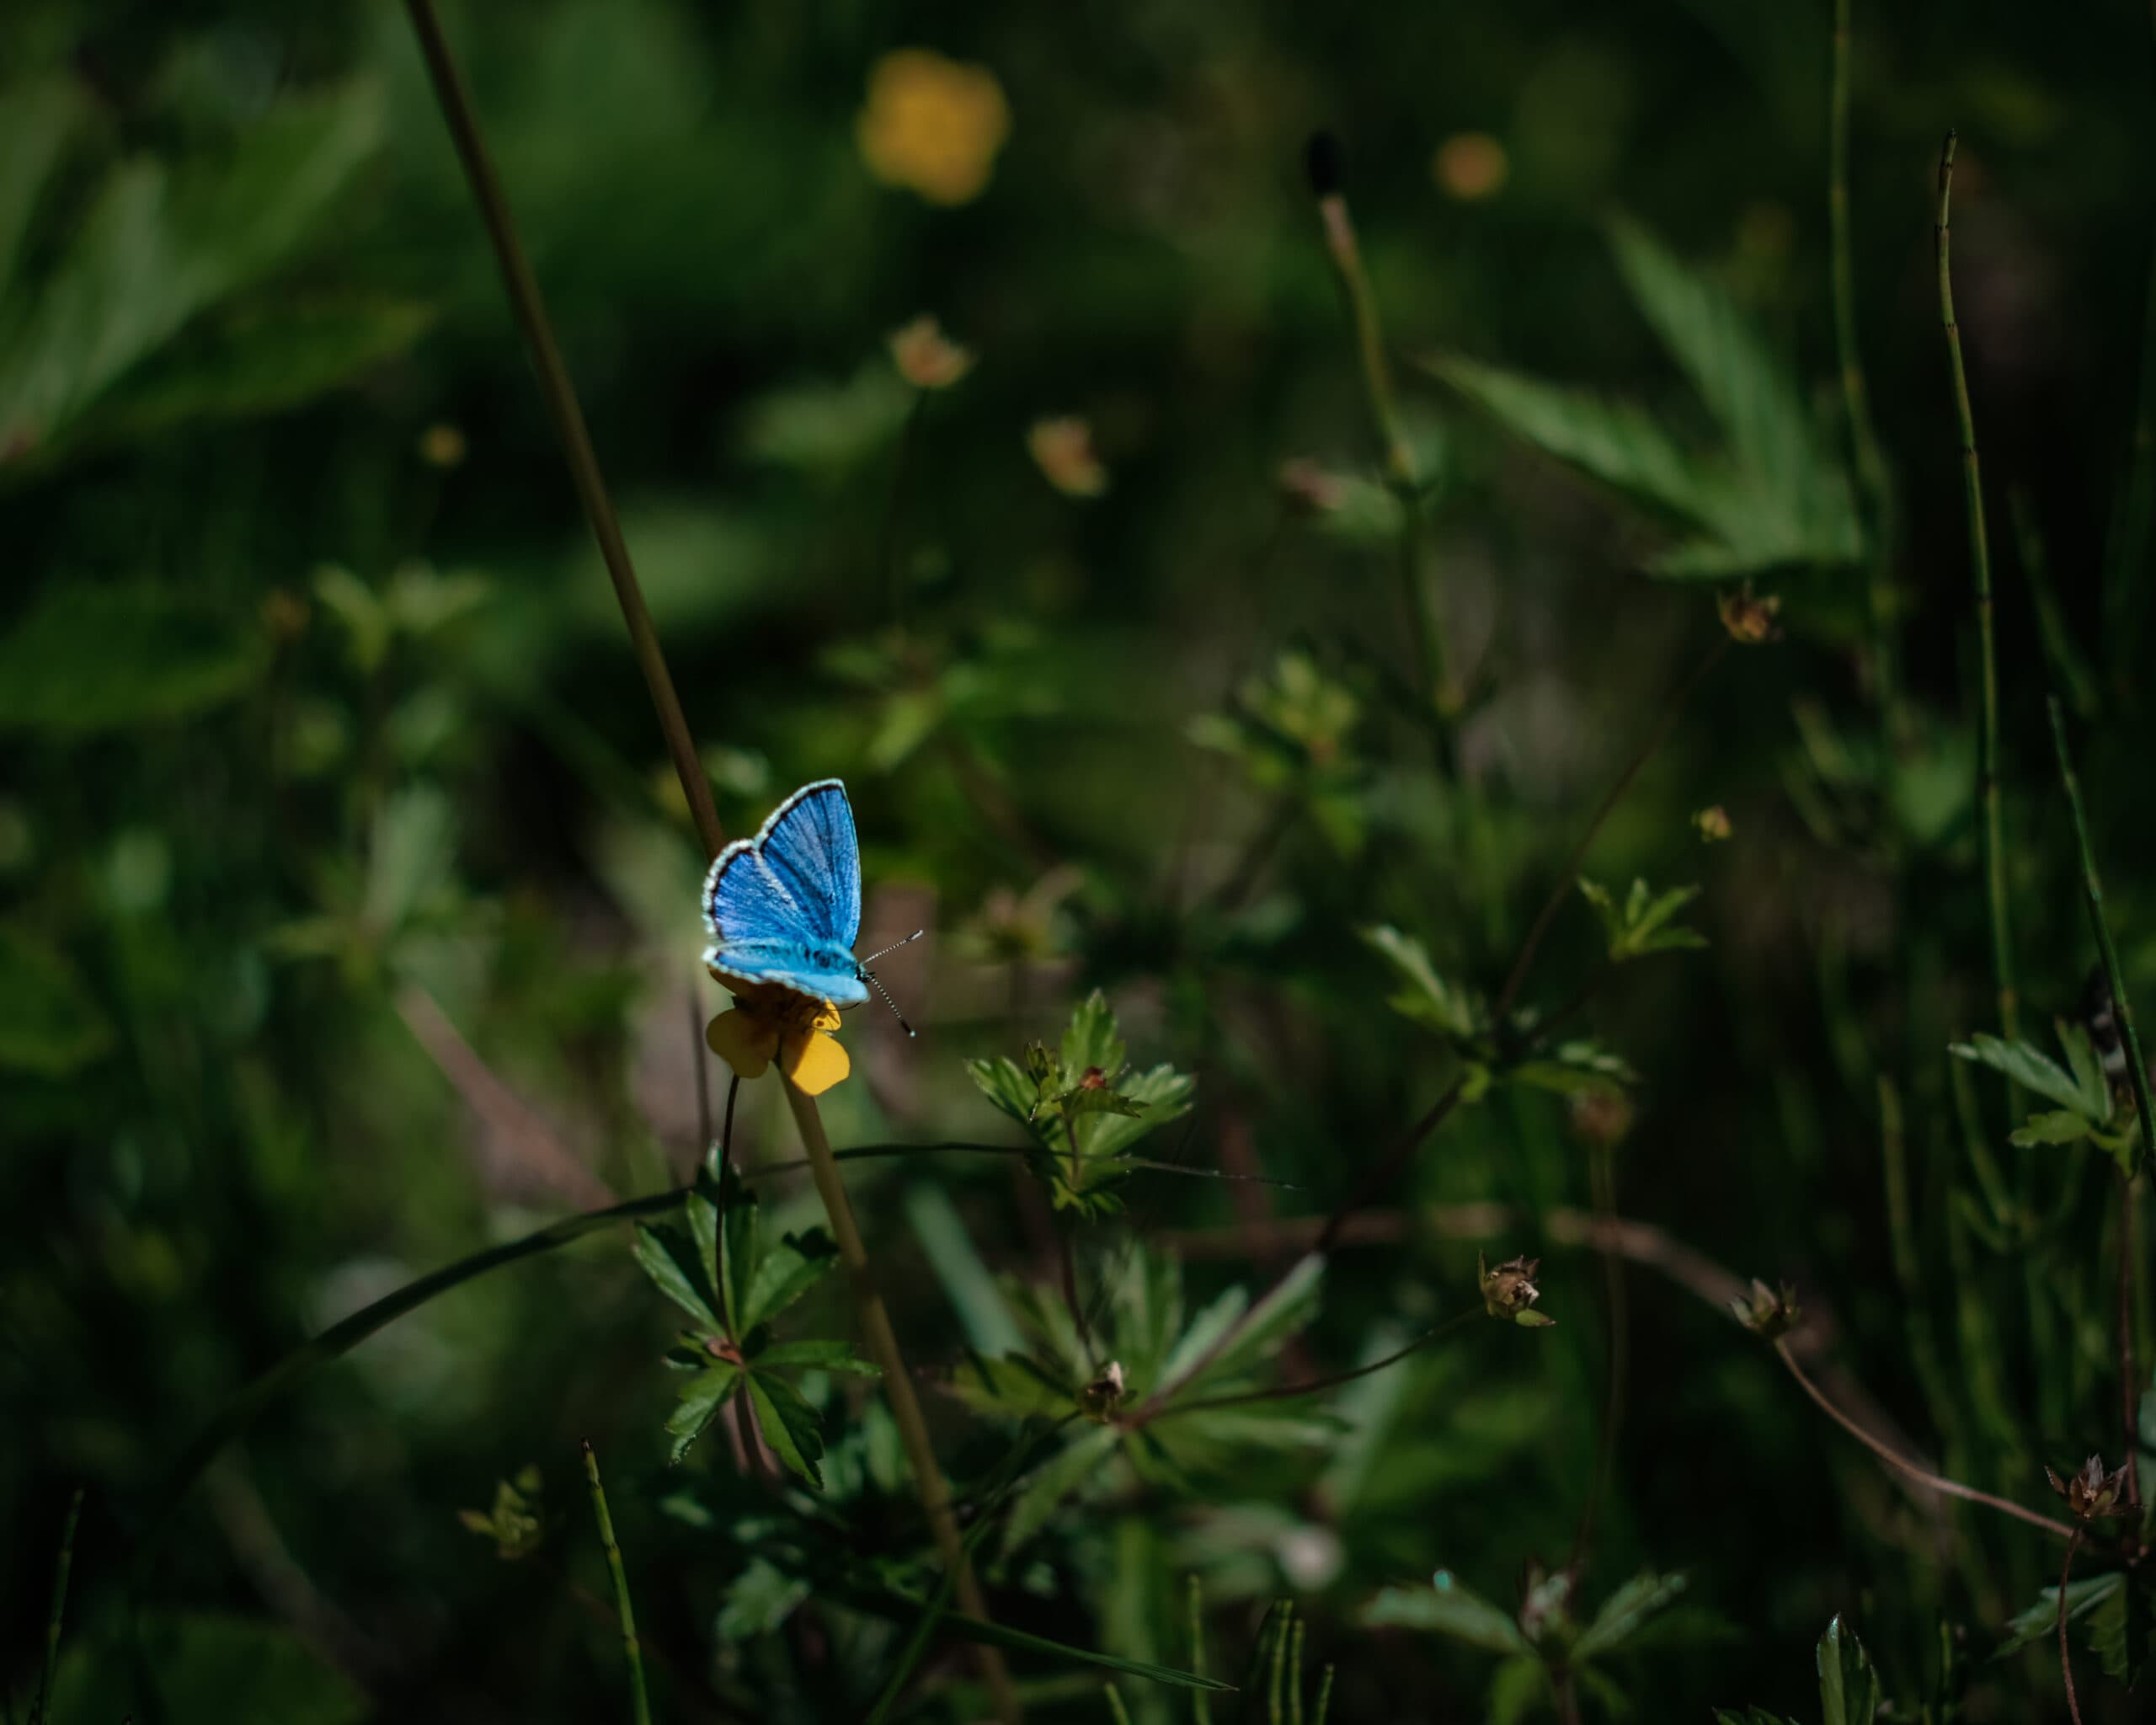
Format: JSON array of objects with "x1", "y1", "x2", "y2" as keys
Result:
[
  {"x1": 1730, "y1": 1276, "x2": 1801, "y2": 1338},
  {"x1": 1716, "y1": 587, "x2": 1782, "y2": 645},
  {"x1": 1567, "y1": 1090, "x2": 1636, "y2": 1152},
  {"x1": 888, "y1": 314, "x2": 975, "y2": 390},
  {"x1": 2046, "y1": 1454, "x2": 2132, "y2": 1521},
  {"x1": 1079, "y1": 1359, "x2": 1127, "y2": 1423},
  {"x1": 1027, "y1": 416, "x2": 1109, "y2": 498},
  {"x1": 1693, "y1": 804, "x2": 1732, "y2": 843},
  {"x1": 1480, "y1": 1252, "x2": 1543, "y2": 1321},
  {"x1": 1079, "y1": 1066, "x2": 1108, "y2": 1090}
]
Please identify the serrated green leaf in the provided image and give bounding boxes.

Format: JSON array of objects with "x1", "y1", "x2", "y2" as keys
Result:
[
  {"x1": 740, "y1": 1229, "x2": 840, "y2": 1332},
  {"x1": 751, "y1": 1339, "x2": 878, "y2": 1375},
  {"x1": 948, "y1": 1352, "x2": 1077, "y2": 1420},
  {"x1": 686, "y1": 1187, "x2": 722, "y2": 1310},
  {"x1": 1951, "y1": 1033, "x2": 2092, "y2": 1116},
  {"x1": 747, "y1": 1372, "x2": 826, "y2": 1490},
  {"x1": 0, "y1": 585, "x2": 269, "y2": 735},
  {"x1": 720, "y1": 1181, "x2": 760, "y2": 1337},
  {"x1": 1817, "y1": 1615, "x2": 1881, "y2": 1725},
  {"x1": 965, "y1": 1054, "x2": 1039, "y2": 1128},
  {"x1": 2060, "y1": 1020, "x2": 2115, "y2": 1121},
  {"x1": 2087, "y1": 1567, "x2": 2152, "y2": 1687},
  {"x1": 2010, "y1": 1109, "x2": 2095, "y2": 1148},
  {"x1": 1361, "y1": 924, "x2": 1479, "y2": 1039},
  {"x1": 1060, "y1": 990, "x2": 1129, "y2": 1079},
  {"x1": 1364, "y1": 1572, "x2": 1529, "y2": 1653},
  {"x1": 1999, "y1": 1573, "x2": 2123, "y2": 1657},
  {"x1": 0, "y1": 924, "x2": 113, "y2": 1076},
  {"x1": 1575, "y1": 1572, "x2": 1687, "y2": 1659},
  {"x1": 1001, "y1": 1423, "x2": 1122, "y2": 1554},
  {"x1": 633, "y1": 1224, "x2": 722, "y2": 1332},
  {"x1": 665, "y1": 1363, "x2": 739, "y2": 1463},
  {"x1": 1174, "y1": 1254, "x2": 1322, "y2": 1399}
]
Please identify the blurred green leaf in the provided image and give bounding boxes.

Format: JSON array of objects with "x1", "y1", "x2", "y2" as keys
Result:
[
  {"x1": 0, "y1": 925, "x2": 112, "y2": 1076},
  {"x1": 2087, "y1": 1567, "x2": 2152, "y2": 1688},
  {"x1": 1364, "y1": 1570, "x2": 1529, "y2": 1653},
  {"x1": 1817, "y1": 1615, "x2": 1881, "y2": 1725},
  {"x1": 905, "y1": 1183, "x2": 1026, "y2": 1355},
  {"x1": 750, "y1": 1339, "x2": 878, "y2": 1375},
  {"x1": 0, "y1": 77, "x2": 89, "y2": 294},
  {"x1": 0, "y1": 585, "x2": 267, "y2": 735},
  {"x1": 1951, "y1": 1031, "x2": 2103, "y2": 1119},
  {"x1": 1361, "y1": 924, "x2": 1480, "y2": 1040},
  {"x1": 1574, "y1": 1572, "x2": 1687, "y2": 1659},
  {"x1": 717, "y1": 1556, "x2": 813, "y2": 1642},
  {"x1": 1579, "y1": 876, "x2": 1708, "y2": 962},
  {"x1": 1999, "y1": 1573, "x2": 2122, "y2": 1657}
]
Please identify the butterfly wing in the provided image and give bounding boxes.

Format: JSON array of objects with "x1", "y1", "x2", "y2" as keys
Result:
[
  {"x1": 701, "y1": 780, "x2": 867, "y2": 1006},
  {"x1": 754, "y1": 779, "x2": 862, "y2": 948}
]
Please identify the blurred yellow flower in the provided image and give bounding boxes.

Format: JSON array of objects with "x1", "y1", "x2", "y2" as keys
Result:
[
  {"x1": 418, "y1": 422, "x2": 467, "y2": 467},
  {"x1": 1432, "y1": 132, "x2": 1508, "y2": 201},
  {"x1": 1027, "y1": 416, "x2": 1108, "y2": 498},
  {"x1": 706, "y1": 979, "x2": 850, "y2": 1095},
  {"x1": 889, "y1": 314, "x2": 975, "y2": 390},
  {"x1": 857, "y1": 50, "x2": 1011, "y2": 206}
]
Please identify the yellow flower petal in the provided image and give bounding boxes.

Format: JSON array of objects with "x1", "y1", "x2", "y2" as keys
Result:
[
  {"x1": 706, "y1": 1008, "x2": 776, "y2": 1080},
  {"x1": 782, "y1": 1028, "x2": 851, "y2": 1096}
]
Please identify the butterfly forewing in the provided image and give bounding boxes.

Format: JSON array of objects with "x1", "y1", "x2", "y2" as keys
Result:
[{"x1": 702, "y1": 780, "x2": 869, "y2": 1007}]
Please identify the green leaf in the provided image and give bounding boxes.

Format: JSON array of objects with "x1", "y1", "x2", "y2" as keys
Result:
[
  {"x1": 1173, "y1": 1254, "x2": 1322, "y2": 1399},
  {"x1": 1999, "y1": 1573, "x2": 2123, "y2": 1657},
  {"x1": 0, "y1": 77, "x2": 89, "y2": 294},
  {"x1": 1490, "y1": 1656, "x2": 1548, "y2": 1725},
  {"x1": 751, "y1": 1339, "x2": 878, "y2": 1375},
  {"x1": 1364, "y1": 1570, "x2": 1529, "y2": 1653},
  {"x1": 2087, "y1": 1567, "x2": 2153, "y2": 1688},
  {"x1": 2009, "y1": 1109, "x2": 2095, "y2": 1149},
  {"x1": 0, "y1": 924, "x2": 112, "y2": 1076},
  {"x1": 1001, "y1": 1423, "x2": 1123, "y2": 1553},
  {"x1": 715, "y1": 1556, "x2": 811, "y2": 1642},
  {"x1": 739, "y1": 1228, "x2": 840, "y2": 1332},
  {"x1": 0, "y1": 585, "x2": 268, "y2": 735},
  {"x1": 1951, "y1": 1033, "x2": 2092, "y2": 1116},
  {"x1": 1575, "y1": 1573, "x2": 1687, "y2": 1660},
  {"x1": 746, "y1": 1371, "x2": 827, "y2": 1490},
  {"x1": 664, "y1": 1363, "x2": 739, "y2": 1464},
  {"x1": 686, "y1": 1185, "x2": 723, "y2": 1311},
  {"x1": 1817, "y1": 1615, "x2": 1881, "y2": 1725},
  {"x1": 948, "y1": 1352, "x2": 1077, "y2": 1420},
  {"x1": 632, "y1": 1223, "x2": 723, "y2": 1332},
  {"x1": 2060, "y1": 1019, "x2": 2115, "y2": 1120},
  {"x1": 1361, "y1": 924, "x2": 1479, "y2": 1039}
]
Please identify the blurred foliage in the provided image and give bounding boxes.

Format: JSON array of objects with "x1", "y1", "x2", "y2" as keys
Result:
[{"x1": 10, "y1": 0, "x2": 2156, "y2": 1720}]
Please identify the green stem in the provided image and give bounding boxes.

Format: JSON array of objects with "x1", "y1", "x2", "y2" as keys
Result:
[
  {"x1": 2010, "y1": 489, "x2": 2101, "y2": 721},
  {"x1": 1829, "y1": 0, "x2": 1897, "y2": 706},
  {"x1": 580, "y1": 1442, "x2": 652, "y2": 1725},
  {"x1": 32, "y1": 1488, "x2": 82, "y2": 1725},
  {"x1": 1935, "y1": 131, "x2": 2020, "y2": 1049},
  {"x1": 402, "y1": 0, "x2": 723, "y2": 861},
  {"x1": 780, "y1": 1078, "x2": 1021, "y2": 1725},
  {"x1": 1309, "y1": 139, "x2": 1448, "y2": 712},
  {"x1": 1188, "y1": 1574, "x2": 1213, "y2": 1725},
  {"x1": 2049, "y1": 694, "x2": 2156, "y2": 1506},
  {"x1": 1493, "y1": 633, "x2": 1731, "y2": 1022}
]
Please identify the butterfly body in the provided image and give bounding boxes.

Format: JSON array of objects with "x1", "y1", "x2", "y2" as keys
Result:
[{"x1": 702, "y1": 779, "x2": 869, "y2": 1007}]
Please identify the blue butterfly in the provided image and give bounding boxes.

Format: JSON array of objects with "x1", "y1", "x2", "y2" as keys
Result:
[{"x1": 702, "y1": 779, "x2": 917, "y2": 1023}]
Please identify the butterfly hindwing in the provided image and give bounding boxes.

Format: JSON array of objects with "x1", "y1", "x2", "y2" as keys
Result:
[{"x1": 702, "y1": 780, "x2": 867, "y2": 1007}]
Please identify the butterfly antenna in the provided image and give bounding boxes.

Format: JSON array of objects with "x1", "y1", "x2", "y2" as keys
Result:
[
  {"x1": 862, "y1": 928, "x2": 926, "y2": 964},
  {"x1": 860, "y1": 959, "x2": 918, "y2": 1038}
]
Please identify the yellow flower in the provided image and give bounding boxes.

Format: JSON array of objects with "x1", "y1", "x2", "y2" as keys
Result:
[
  {"x1": 705, "y1": 980, "x2": 851, "y2": 1095},
  {"x1": 889, "y1": 314, "x2": 975, "y2": 390},
  {"x1": 1027, "y1": 415, "x2": 1108, "y2": 498},
  {"x1": 857, "y1": 49, "x2": 1011, "y2": 206}
]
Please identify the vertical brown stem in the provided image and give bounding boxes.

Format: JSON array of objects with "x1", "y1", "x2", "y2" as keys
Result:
[{"x1": 2058, "y1": 1526, "x2": 2086, "y2": 1725}]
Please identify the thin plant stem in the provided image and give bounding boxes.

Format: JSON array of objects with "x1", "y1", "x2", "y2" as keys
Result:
[
  {"x1": 2058, "y1": 1527, "x2": 2086, "y2": 1725},
  {"x1": 718, "y1": 1076, "x2": 739, "y2": 1178},
  {"x1": 1876, "y1": 1077, "x2": 1961, "y2": 1466},
  {"x1": 883, "y1": 393, "x2": 927, "y2": 632},
  {"x1": 1306, "y1": 133, "x2": 1449, "y2": 713},
  {"x1": 1134, "y1": 1308, "x2": 1481, "y2": 1426},
  {"x1": 33, "y1": 1488, "x2": 83, "y2": 1725},
  {"x1": 1102, "y1": 1685, "x2": 1134, "y2": 1725},
  {"x1": 1829, "y1": 0, "x2": 1897, "y2": 706},
  {"x1": 1289, "y1": 1619, "x2": 1306, "y2": 1725},
  {"x1": 402, "y1": 0, "x2": 722, "y2": 861},
  {"x1": 1492, "y1": 633, "x2": 1731, "y2": 1022},
  {"x1": 1935, "y1": 131, "x2": 2020, "y2": 1048},
  {"x1": 1313, "y1": 1078, "x2": 1468, "y2": 1258},
  {"x1": 2049, "y1": 693, "x2": 2156, "y2": 1506},
  {"x1": 779, "y1": 1077, "x2": 1020, "y2": 1723},
  {"x1": 1571, "y1": 1140, "x2": 1627, "y2": 1564},
  {"x1": 1313, "y1": 1666, "x2": 1335, "y2": 1725},
  {"x1": 2010, "y1": 490, "x2": 2101, "y2": 721},
  {"x1": 1188, "y1": 1574, "x2": 1213, "y2": 1725},
  {"x1": 1773, "y1": 1339, "x2": 2073, "y2": 1540},
  {"x1": 1267, "y1": 1601, "x2": 1292, "y2": 1724},
  {"x1": 580, "y1": 1441, "x2": 652, "y2": 1725}
]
